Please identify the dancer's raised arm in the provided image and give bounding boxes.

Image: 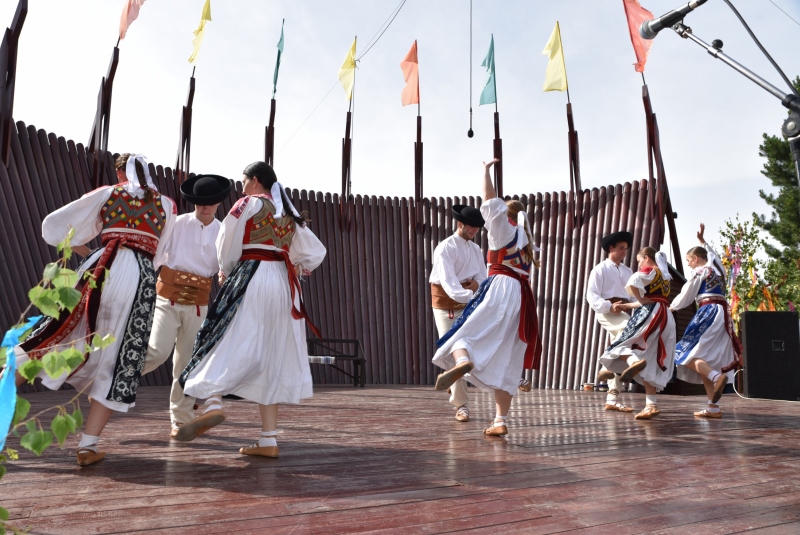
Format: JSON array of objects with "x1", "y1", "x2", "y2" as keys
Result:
[{"x1": 482, "y1": 158, "x2": 499, "y2": 201}]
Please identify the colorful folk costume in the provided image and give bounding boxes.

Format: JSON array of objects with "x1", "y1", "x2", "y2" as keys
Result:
[
  {"x1": 432, "y1": 197, "x2": 541, "y2": 435},
  {"x1": 14, "y1": 154, "x2": 176, "y2": 464},
  {"x1": 429, "y1": 205, "x2": 487, "y2": 422},
  {"x1": 176, "y1": 174, "x2": 325, "y2": 456},
  {"x1": 586, "y1": 231, "x2": 636, "y2": 412},
  {"x1": 142, "y1": 174, "x2": 229, "y2": 436},
  {"x1": 599, "y1": 252, "x2": 676, "y2": 419},
  {"x1": 670, "y1": 243, "x2": 742, "y2": 418}
]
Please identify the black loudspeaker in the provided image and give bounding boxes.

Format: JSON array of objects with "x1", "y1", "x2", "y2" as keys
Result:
[{"x1": 741, "y1": 311, "x2": 800, "y2": 401}]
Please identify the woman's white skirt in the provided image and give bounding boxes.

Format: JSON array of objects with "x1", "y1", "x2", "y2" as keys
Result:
[
  {"x1": 432, "y1": 276, "x2": 526, "y2": 397},
  {"x1": 183, "y1": 261, "x2": 313, "y2": 406},
  {"x1": 599, "y1": 302, "x2": 676, "y2": 391},
  {"x1": 675, "y1": 303, "x2": 736, "y2": 385},
  {"x1": 15, "y1": 248, "x2": 141, "y2": 412}
]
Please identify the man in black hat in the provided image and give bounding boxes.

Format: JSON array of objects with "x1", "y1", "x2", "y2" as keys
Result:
[
  {"x1": 586, "y1": 231, "x2": 637, "y2": 412},
  {"x1": 142, "y1": 174, "x2": 231, "y2": 437},
  {"x1": 429, "y1": 204, "x2": 487, "y2": 422}
]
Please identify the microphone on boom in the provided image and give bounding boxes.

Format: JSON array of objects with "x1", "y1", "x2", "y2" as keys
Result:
[{"x1": 640, "y1": 0, "x2": 708, "y2": 40}]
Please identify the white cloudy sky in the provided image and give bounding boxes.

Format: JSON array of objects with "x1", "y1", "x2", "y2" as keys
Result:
[{"x1": 2, "y1": 0, "x2": 799, "y2": 263}]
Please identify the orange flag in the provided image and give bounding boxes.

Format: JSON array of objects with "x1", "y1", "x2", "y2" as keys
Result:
[
  {"x1": 622, "y1": 0, "x2": 654, "y2": 73},
  {"x1": 400, "y1": 41, "x2": 420, "y2": 106},
  {"x1": 119, "y1": 0, "x2": 147, "y2": 40}
]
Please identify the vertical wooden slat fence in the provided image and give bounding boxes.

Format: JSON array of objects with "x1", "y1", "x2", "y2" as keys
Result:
[{"x1": 1, "y1": 121, "x2": 690, "y2": 392}]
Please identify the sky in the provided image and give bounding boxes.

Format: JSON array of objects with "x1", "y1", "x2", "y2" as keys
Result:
[{"x1": 2, "y1": 0, "x2": 800, "y2": 266}]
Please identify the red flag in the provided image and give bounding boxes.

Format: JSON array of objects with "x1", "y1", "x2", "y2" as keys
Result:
[
  {"x1": 400, "y1": 41, "x2": 420, "y2": 106},
  {"x1": 119, "y1": 0, "x2": 147, "y2": 40},
  {"x1": 622, "y1": 0, "x2": 654, "y2": 73}
]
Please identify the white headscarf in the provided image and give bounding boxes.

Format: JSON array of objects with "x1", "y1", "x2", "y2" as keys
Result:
[
  {"x1": 270, "y1": 181, "x2": 301, "y2": 220},
  {"x1": 655, "y1": 251, "x2": 673, "y2": 281},
  {"x1": 517, "y1": 211, "x2": 541, "y2": 252},
  {"x1": 123, "y1": 154, "x2": 158, "y2": 198}
]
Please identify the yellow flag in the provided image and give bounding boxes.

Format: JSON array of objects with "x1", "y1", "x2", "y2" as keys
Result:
[
  {"x1": 542, "y1": 22, "x2": 568, "y2": 92},
  {"x1": 188, "y1": 0, "x2": 212, "y2": 65},
  {"x1": 338, "y1": 38, "x2": 357, "y2": 100}
]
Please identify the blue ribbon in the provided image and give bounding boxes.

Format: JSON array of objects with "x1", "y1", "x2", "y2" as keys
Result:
[{"x1": 0, "y1": 316, "x2": 41, "y2": 451}]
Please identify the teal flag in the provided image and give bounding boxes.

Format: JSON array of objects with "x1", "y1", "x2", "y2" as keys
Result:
[
  {"x1": 272, "y1": 20, "x2": 285, "y2": 98},
  {"x1": 479, "y1": 34, "x2": 496, "y2": 106}
]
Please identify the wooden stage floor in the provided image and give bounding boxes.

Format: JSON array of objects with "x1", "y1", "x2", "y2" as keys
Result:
[{"x1": 4, "y1": 386, "x2": 800, "y2": 534}]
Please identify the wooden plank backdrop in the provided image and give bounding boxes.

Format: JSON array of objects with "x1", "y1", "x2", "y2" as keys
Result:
[{"x1": 1, "y1": 121, "x2": 691, "y2": 392}]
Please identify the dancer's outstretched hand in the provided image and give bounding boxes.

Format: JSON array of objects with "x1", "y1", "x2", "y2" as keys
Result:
[
  {"x1": 697, "y1": 223, "x2": 706, "y2": 244},
  {"x1": 483, "y1": 158, "x2": 500, "y2": 169}
]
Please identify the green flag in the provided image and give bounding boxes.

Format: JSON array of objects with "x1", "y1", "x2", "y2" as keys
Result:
[
  {"x1": 272, "y1": 20, "x2": 285, "y2": 98},
  {"x1": 479, "y1": 34, "x2": 496, "y2": 106}
]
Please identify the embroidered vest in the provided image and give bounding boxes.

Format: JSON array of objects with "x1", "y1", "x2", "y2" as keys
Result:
[
  {"x1": 698, "y1": 267, "x2": 725, "y2": 296},
  {"x1": 99, "y1": 186, "x2": 166, "y2": 256},
  {"x1": 486, "y1": 226, "x2": 532, "y2": 274},
  {"x1": 243, "y1": 195, "x2": 295, "y2": 252},
  {"x1": 642, "y1": 267, "x2": 670, "y2": 298}
]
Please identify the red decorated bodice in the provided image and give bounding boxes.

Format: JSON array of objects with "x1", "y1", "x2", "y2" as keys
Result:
[
  {"x1": 99, "y1": 186, "x2": 167, "y2": 256},
  {"x1": 242, "y1": 195, "x2": 295, "y2": 252}
]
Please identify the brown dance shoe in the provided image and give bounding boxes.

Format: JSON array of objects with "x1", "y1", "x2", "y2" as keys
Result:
[
  {"x1": 240, "y1": 444, "x2": 279, "y2": 458},
  {"x1": 694, "y1": 409, "x2": 722, "y2": 419},
  {"x1": 711, "y1": 374, "x2": 728, "y2": 404},
  {"x1": 596, "y1": 369, "x2": 615, "y2": 382},
  {"x1": 455, "y1": 405, "x2": 469, "y2": 422},
  {"x1": 434, "y1": 362, "x2": 474, "y2": 391},
  {"x1": 173, "y1": 409, "x2": 226, "y2": 442},
  {"x1": 76, "y1": 448, "x2": 105, "y2": 467},
  {"x1": 620, "y1": 360, "x2": 647, "y2": 383},
  {"x1": 483, "y1": 422, "x2": 508, "y2": 436},
  {"x1": 634, "y1": 405, "x2": 660, "y2": 420},
  {"x1": 604, "y1": 401, "x2": 634, "y2": 412},
  {"x1": 518, "y1": 379, "x2": 532, "y2": 392}
]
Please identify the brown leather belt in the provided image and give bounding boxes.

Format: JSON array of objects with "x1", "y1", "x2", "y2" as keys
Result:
[
  {"x1": 608, "y1": 297, "x2": 629, "y2": 304},
  {"x1": 431, "y1": 282, "x2": 470, "y2": 311},
  {"x1": 156, "y1": 266, "x2": 212, "y2": 306}
]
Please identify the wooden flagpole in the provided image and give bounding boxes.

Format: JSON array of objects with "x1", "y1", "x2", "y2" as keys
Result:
[{"x1": 0, "y1": 0, "x2": 26, "y2": 167}]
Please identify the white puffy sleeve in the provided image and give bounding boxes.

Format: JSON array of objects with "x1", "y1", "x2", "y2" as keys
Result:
[
  {"x1": 479, "y1": 198, "x2": 515, "y2": 250},
  {"x1": 153, "y1": 196, "x2": 178, "y2": 270},
  {"x1": 289, "y1": 224, "x2": 327, "y2": 274},
  {"x1": 703, "y1": 243, "x2": 725, "y2": 276},
  {"x1": 626, "y1": 269, "x2": 657, "y2": 295},
  {"x1": 217, "y1": 196, "x2": 259, "y2": 276},
  {"x1": 669, "y1": 268, "x2": 705, "y2": 311},
  {"x1": 586, "y1": 266, "x2": 611, "y2": 314},
  {"x1": 41, "y1": 186, "x2": 112, "y2": 247}
]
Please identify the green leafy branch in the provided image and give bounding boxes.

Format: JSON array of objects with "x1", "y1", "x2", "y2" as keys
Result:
[{"x1": 1, "y1": 229, "x2": 116, "y2": 534}]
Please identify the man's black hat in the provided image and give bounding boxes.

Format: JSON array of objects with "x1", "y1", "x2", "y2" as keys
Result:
[
  {"x1": 180, "y1": 174, "x2": 232, "y2": 206},
  {"x1": 452, "y1": 205, "x2": 485, "y2": 228},
  {"x1": 601, "y1": 231, "x2": 633, "y2": 253}
]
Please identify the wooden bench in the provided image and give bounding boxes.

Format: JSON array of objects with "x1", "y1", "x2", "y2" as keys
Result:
[{"x1": 307, "y1": 338, "x2": 366, "y2": 387}]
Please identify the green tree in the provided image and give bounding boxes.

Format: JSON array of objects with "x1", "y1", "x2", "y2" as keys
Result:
[{"x1": 754, "y1": 76, "x2": 800, "y2": 307}]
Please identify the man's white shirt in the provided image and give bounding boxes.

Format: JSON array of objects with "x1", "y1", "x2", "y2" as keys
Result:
[
  {"x1": 160, "y1": 212, "x2": 221, "y2": 278},
  {"x1": 586, "y1": 258, "x2": 634, "y2": 314},
  {"x1": 429, "y1": 234, "x2": 487, "y2": 304}
]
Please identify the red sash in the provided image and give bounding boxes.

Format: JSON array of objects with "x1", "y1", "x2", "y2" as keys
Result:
[
  {"x1": 697, "y1": 296, "x2": 743, "y2": 373},
  {"x1": 637, "y1": 294, "x2": 671, "y2": 371},
  {"x1": 487, "y1": 264, "x2": 541, "y2": 370},
  {"x1": 240, "y1": 249, "x2": 321, "y2": 338}
]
